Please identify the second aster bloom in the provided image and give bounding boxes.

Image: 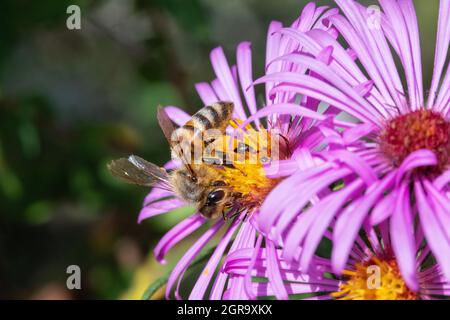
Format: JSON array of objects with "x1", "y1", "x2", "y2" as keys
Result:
[
  {"x1": 138, "y1": 3, "x2": 341, "y2": 300},
  {"x1": 256, "y1": 0, "x2": 450, "y2": 291},
  {"x1": 223, "y1": 222, "x2": 450, "y2": 300}
]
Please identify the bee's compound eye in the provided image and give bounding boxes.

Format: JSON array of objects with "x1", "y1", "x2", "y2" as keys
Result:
[
  {"x1": 207, "y1": 190, "x2": 225, "y2": 204},
  {"x1": 190, "y1": 176, "x2": 198, "y2": 182}
]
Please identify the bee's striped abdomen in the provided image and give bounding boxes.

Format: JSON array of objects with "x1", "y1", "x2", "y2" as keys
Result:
[
  {"x1": 192, "y1": 112, "x2": 213, "y2": 131},
  {"x1": 190, "y1": 102, "x2": 234, "y2": 132},
  {"x1": 171, "y1": 102, "x2": 234, "y2": 163}
]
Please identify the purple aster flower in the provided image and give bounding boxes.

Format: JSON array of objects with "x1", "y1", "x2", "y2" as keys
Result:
[
  {"x1": 223, "y1": 221, "x2": 450, "y2": 300},
  {"x1": 254, "y1": 0, "x2": 450, "y2": 292},
  {"x1": 137, "y1": 3, "x2": 344, "y2": 300}
]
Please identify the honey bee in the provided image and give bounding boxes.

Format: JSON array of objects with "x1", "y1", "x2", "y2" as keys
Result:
[{"x1": 108, "y1": 102, "x2": 243, "y2": 219}]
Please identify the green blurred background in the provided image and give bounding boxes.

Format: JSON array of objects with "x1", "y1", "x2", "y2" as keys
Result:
[{"x1": 0, "y1": 0, "x2": 439, "y2": 299}]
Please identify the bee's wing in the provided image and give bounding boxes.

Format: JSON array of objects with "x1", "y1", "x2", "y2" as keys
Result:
[
  {"x1": 157, "y1": 106, "x2": 196, "y2": 176},
  {"x1": 108, "y1": 155, "x2": 172, "y2": 190},
  {"x1": 157, "y1": 106, "x2": 179, "y2": 148}
]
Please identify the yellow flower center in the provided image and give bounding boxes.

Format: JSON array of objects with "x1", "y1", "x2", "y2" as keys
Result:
[
  {"x1": 212, "y1": 120, "x2": 283, "y2": 210},
  {"x1": 331, "y1": 257, "x2": 417, "y2": 300},
  {"x1": 222, "y1": 162, "x2": 279, "y2": 209}
]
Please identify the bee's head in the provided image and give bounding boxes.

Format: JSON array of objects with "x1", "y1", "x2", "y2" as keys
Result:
[
  {"x1": 172, "y1": 167, "x2": 239, "y2": 219},
  {"x1": 199, "y1": 187, "x2": 227, "y2": 219},
  {"x1": 199, "y1": 180, "x2": 241, "y2": 219}
]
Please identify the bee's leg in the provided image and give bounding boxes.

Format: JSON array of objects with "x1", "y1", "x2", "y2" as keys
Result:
[
  {"x1": 227, "y1": 206, "x2": 245, "y2": 221},
  {"x1": 241, "y1": 209, "x2": 250, "y2": 222},
  {"x1": 222, "y1": 209, "x2": 228, "y2": 221}
]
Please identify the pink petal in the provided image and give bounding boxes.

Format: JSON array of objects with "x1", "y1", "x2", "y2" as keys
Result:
[
  {"x1": 425, "y1": 179, "x2": 450, "y2": 213},
  {"x1": 164, "y1": 106, "x2": 191, "y2": 126},
  {"x1": 243, "y1": 235, "x2": 263, "y2": 300},
  {"x1": 241, "y1": 103, "x2": 326, "y2": 129},
  {"x1": 266, "y1": 240, "x2": 289, "y2": 300},
  {"x1": 395, "y1": 149, "x2": 437, "y2": 186},
  {"x1": 211, "y1": 78, "x2": 228, "y2": 101},
  {"x1": 210, "y1": 47, "x2": 246, "y2": 120},
  {"x1": 265, "y1": 21, "x2": 283, "y2": 104},
  {"x1": 269, "y1": 50, "x2": 382, "y2": 123},
  {"x1": 330, "y1": 5, "x2": 405, "y2": 111},
  {"x1": 165, "y1": 218, "x2": 224, "y2": 299},
  {"x1": 142, "y1": 185, "x2": 173, "y2": 207},
  {"x1": 390, "y1": 181, "x2": 418, "y2": 291},
  {"x1": 279, "y1": 169, "x2": 352, "y2": 262},
  {"x1": 300, "y1": 179, "x2": 364, "y2": 271},
  {"x1": 332, "y1": 172, "x2": 396, "y2": 273},
  {"x1": 434, "y1": 169, "x2": 450, "y2": 191},
  {"x1": 189, "y1": 218, "x2": 241, "y2": 299},
  {"x1": 154, "y1": 213, "x2": 206, "y2": 264},
  {"x1": 195, "y1": 82, "x2": 219, "y2": 106},
  {"x1": 322, "y1": 149, "x2": 378, "y2": 186},
  {"x1": 258, "y1": 163, "x2": 336, "y2": 235},
  {"x1": 236, "y1": 42, "x2": 258, "y2": 118},
  {"x1": 369, "y1": 192, "x2": 395, "y2": 226},
  {"x1": 416, "y1": 180, "x2": 450, "y2": 281},
  {"x1": 222, "y1": 221, "x2": 257, "y2": 299},
  {"x1": 378, "y1": 0, "x2": 421, "y2": 110},
  {"x1": 138, "y1": 198, "x2": 184, "y2": 223},
  {"x1": 255, "y1": 72, "x2": 376, "y2": 124}
]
